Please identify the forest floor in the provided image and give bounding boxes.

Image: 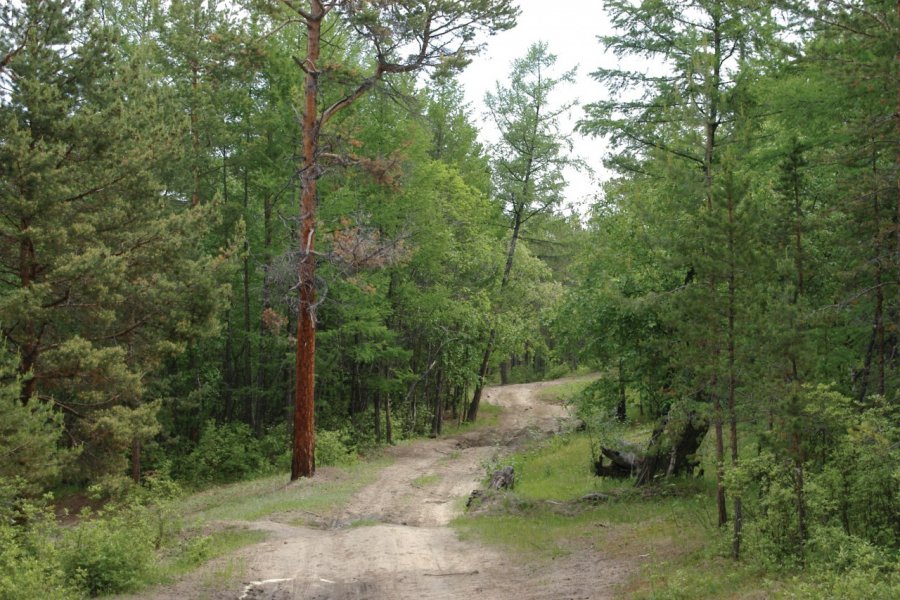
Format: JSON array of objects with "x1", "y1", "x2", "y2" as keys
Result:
[{"x1": 122, "y1": 375, "x2": 628, "y2": 600}]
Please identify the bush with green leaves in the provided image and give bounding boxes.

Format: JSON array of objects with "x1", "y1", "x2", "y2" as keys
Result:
[
  {"x1": 258, "y1": 423, "x2": 292, "y2": 471},
  {"x1": 738, "y1": 385, "x2": 899, "y2": 572},
  {"x1": 174, "y1": 420, "x2": 267, "y2": 484},
  {"x1": 315, "y1": 429, "x2": 358, "y2": 466},
  {"x1": 57, "y1": 505, "x2": 157, "y2": 596},
  {"x1": 0, "y1": 495, "x2": 77, "y2": 600}
]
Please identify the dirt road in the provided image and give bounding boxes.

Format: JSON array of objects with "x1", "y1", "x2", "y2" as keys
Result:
[{"x1": 144, "y1": 378, "x2": 626, "y2": 599}]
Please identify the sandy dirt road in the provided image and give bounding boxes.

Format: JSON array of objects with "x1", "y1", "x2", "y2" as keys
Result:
[{"x1": 138, "y1": 378, "x2": 627, "y2": 599}]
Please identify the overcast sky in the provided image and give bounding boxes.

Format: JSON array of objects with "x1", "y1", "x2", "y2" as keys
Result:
[{"x1": 457, "y1": 0, "x2": 621, "y2": 213}]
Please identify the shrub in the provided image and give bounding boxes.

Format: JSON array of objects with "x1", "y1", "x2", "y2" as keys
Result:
[
  {"x1": 0, "y1": 513, "x2": 77, "y2": 600},
  {"x1": 175, "y1": 420, "x2": 267, "y2": 484},
  {"x1": 258, "y1": 423, "x2": 292, "y2": 471},
  {"x1": 57, "y1": 506, "x2": 156, "y2": 596},
  {"x1": 744, "y1": 387, "x2": 899, "y2": 566},
  {"x1": 315, "y1": 429, "x2": 357, "y2": 466}
]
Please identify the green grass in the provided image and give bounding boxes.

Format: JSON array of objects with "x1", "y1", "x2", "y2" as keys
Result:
[
  {"x1": 177, "y1": 459, "x2": 390, "y2": 524},
  {"x1": 347, "y1": 518, "x2": 380, "y2": 528},
  {"x1": 412, "y1": 473, "x2": 441, "y2": 487},
  {"x1": 453, "y1": 427, "x2": 900, "y2": 599},
  {"x1": 109, "y1": 457, "x2": 394, "y2": 597},
  {"x1": 535, "y1": 375, "x2": 600, "y2": 405},
  {"x1": 165, "y1": 527, "x2": 268, "y2": 577},
  {"x1": 452, "y1": 430, "x2": 768, "y2": 596},
  {"x1": 443, "y1": 401, "x2": 503, "y2": 433}
]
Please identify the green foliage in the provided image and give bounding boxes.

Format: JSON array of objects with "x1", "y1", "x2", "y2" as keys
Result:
[
  {"x1": 57, "y1": 505, "x2": 156, "y2": 596},
  {"x1": 0, "y1": 514, "x2": 77, "y2": 600},
  {"x1": 0, "y1": 0, "x2": 230, "y2": 485},
  {"x1": 737, "y1": 387, "x2": 899, "y2": 567},
  {"x1": 175, "y1": 420, "x2": 268, "y2": 485},
  {"x1": 0, "y1": 342, "x2": 67, "y2": 495},
  {"x1": 315, "y1": 429, "x2": 358, "y2": 467},
  {"x1": 168, "y1": 528, "x2": 266, "y2": 576}
]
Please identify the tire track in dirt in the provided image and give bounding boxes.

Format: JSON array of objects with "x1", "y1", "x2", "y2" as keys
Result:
[{"x1": 131, "y1": 377, "x2": 628, "y2": 599}]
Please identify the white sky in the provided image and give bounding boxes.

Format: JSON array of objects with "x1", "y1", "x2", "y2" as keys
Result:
[{"x1": 457, "y1": 0, "x2": 620, "y2": 213}]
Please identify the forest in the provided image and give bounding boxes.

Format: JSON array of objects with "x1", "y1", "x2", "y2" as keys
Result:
[{"x1": 1, "y1": 1, "x2": 898, "y2": 599}]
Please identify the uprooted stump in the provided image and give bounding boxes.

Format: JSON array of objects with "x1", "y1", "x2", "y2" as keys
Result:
[
  {"x1": 467, "y1": 466, "x2": 515, "y2": 509},
  {"x1": 488, "y1": 466, "x2": 515, "y2": 490},
  {"x1": 595, "y1": 410, "x2": 708, "y2": 486}
]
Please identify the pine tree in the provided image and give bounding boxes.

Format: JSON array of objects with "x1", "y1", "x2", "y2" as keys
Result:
[
  {"x1": 0, "y1": 0, "x2": 228, "y2": 481},
  {"x1": 270, "y1": 0, "x2": 519, "y2": 479}
]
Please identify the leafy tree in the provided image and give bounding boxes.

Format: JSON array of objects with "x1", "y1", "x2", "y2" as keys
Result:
[
  {"x1": 468, "y1": 41, "x2": 578, "y2": 421},
  {"x1": 580, "y1": 0, "x2": 778, "y2": 554},
  {"x1": 270, "y1": 0, "x2": 519, "y2": 479}
]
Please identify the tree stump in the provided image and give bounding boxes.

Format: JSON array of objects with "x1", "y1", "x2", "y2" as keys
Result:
[{"x1": 488, "y1": 465, "x2": 515, "y2": 490}]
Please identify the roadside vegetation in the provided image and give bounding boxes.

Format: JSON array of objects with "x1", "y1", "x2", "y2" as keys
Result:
[
  {"x1": 3, "y1": 1, "x2": 899, "y2": 598},
  {"x1": 455, "y1": 384, "x2": 899, "y2": 599},
  {"x1": 0, "y1": 451, "x2": 386, "y2": 600}
]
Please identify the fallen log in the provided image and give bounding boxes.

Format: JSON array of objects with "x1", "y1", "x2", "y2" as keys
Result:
[
  {"x1": 636, "y1": 410, "x2": 707, "y2": 485},
  {"x1": 594, "y1": 445, "x2": 641, "y2": 478},
  {"x1": 594, "y1": 409, "x2": 709, "y2": 486}
]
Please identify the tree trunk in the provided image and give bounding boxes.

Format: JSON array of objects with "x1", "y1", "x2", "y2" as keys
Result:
[
  {"x1": 190, "y1": 64, "x2": 200, "y2": 207},
  {"x1": 704, "y1": 9, "x2": 727, "y2": 531},
  {"x1": 727, "y1": 176, "x2": 742, "y2": 559},
  {"x1": 385, "y1": 394, "x2": 393, "y2": 445},
  {"x1": 223, "y1": 314, "x2": 235, "y2": 420},
  {"x1": 242, "y1": 153, "x2": 257, "y2": 433},
  {"x1": 255, "y1": 182, "x2": 274, "y2": 429},
  {"x1": 896, "y1": 0, "x2": 900, "y2": 379},
  {"x1": 17, "y1": 219, "x2": 39, "y2": 405},
  {"x1": 468, "y1": 211, "x2": 522, "y2": 422},
  {"x1": 291, "y1": 3, "x2": 324, "y2": 480},
  {"x1": 714, "y1": 393, "x2": 727, "y2": 527},
  {"x1": 467, "y1": 328, "x2": 495, "y2": 422},
  {"x1": 596, "y1": 410, "x2": 708, "y2": 483},
  {"x1": 873, "y1": 149, "x2": 886, "y2": 397},
  {"x1": 131, "y1": 438, "x2": 141, "y2": 484},
  {"x1": 374, "y1": 391, "x2": 382, "y2": 442},
  {"x1": 431, "y1": 369, "x2": 444, "y2": 436}
]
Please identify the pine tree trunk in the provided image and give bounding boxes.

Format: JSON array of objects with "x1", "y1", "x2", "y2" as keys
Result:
[
  {"x1": 291, "y1": 2, "x2": 323, "y2": 480},
  {"x1": 131, "y1": 438, "x2": 141, "y2": 484},
  {"x1": 190, "y1": 64, "x2": 200, "y2": 207},
  {"x1": 242, "y1": 155, "x2": 257, "y2": 433},
  {"x1": 374, "y1": 391, "x2": 382, "y2": 442},
  {"x1": 385, "y1": 394, "x2": 393, "y2": 445},
  {"x1": 223, "y1": 315, "x2": 235, "y2": 420},
  {"x1": 727, "y1": 179, "x2": 742, "y2": 559},
  {"x1": 255, "y1": 182, "x2": 274, "y2": 429}
]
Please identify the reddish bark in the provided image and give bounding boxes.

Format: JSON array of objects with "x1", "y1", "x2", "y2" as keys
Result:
[{"x1": 291, "y1": 1, "x2": 324, "y2": 480}]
